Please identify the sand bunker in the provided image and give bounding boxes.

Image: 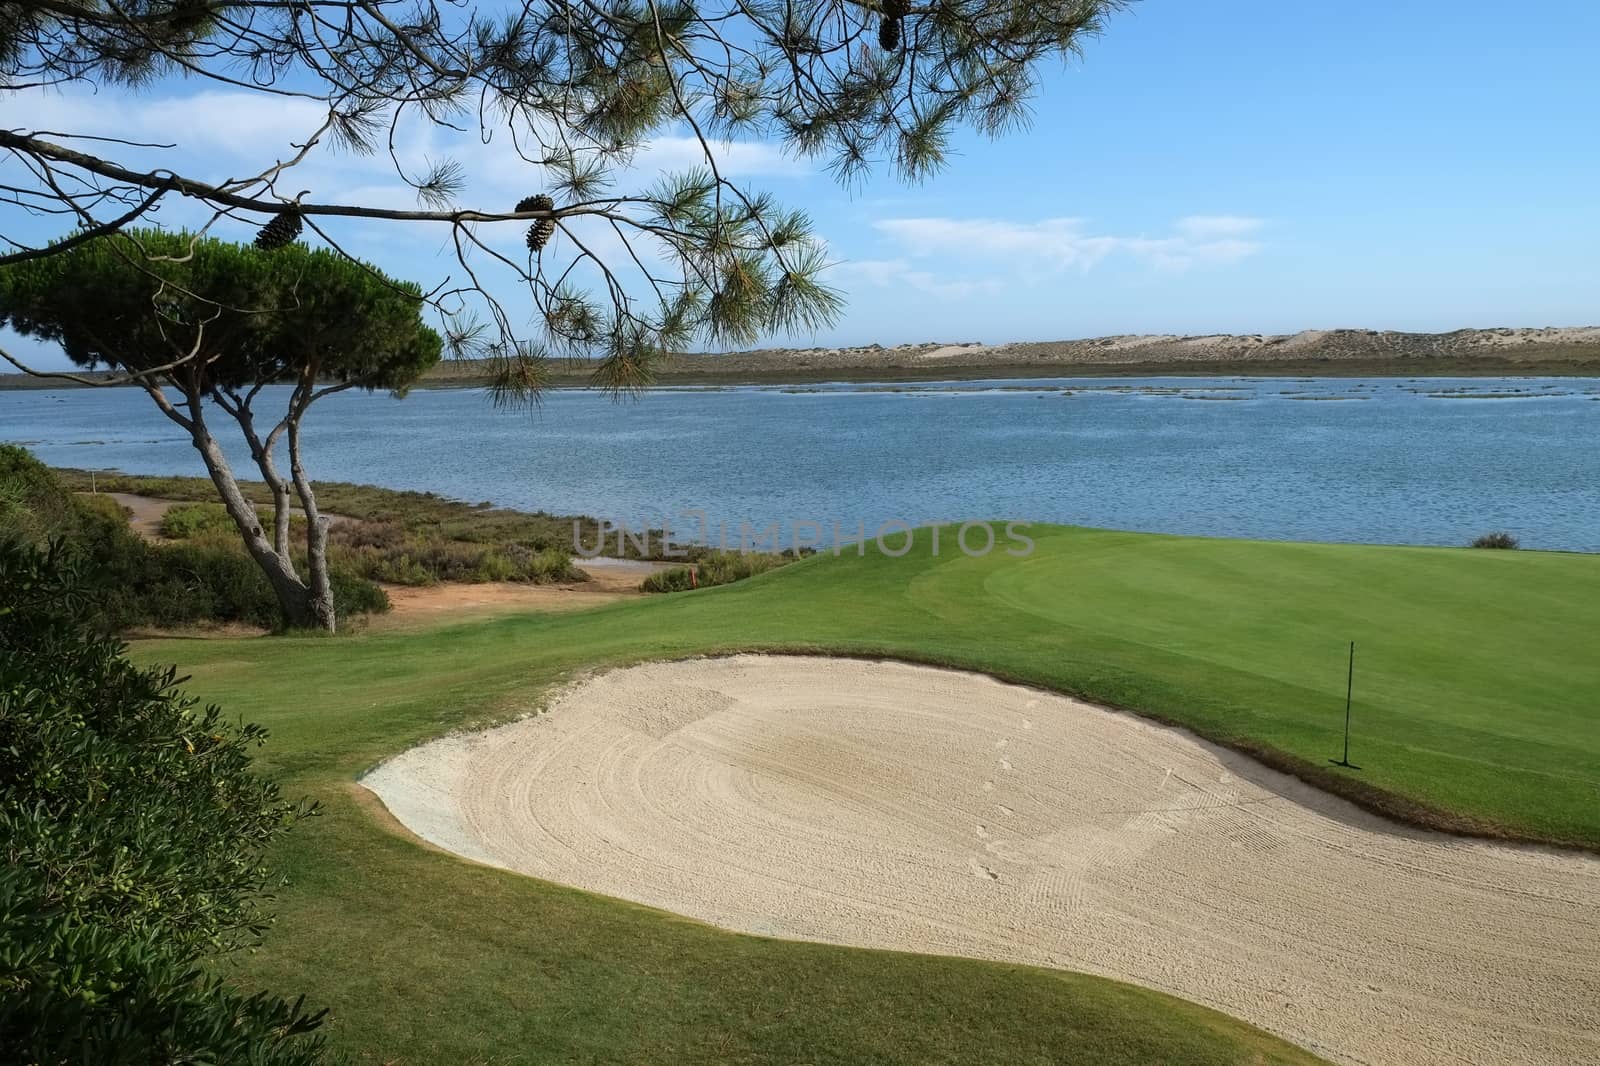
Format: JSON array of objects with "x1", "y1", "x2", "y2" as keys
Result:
[{"x1": 364, "y1": 656, "x2": 1600, "y2": 1066}]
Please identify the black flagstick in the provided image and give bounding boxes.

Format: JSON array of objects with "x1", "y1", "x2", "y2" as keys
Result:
[{"x1": 1332, "y1": 641, "x2": 1358, "y2": 769}]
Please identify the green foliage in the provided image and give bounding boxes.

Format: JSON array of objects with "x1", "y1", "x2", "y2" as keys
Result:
[
  {"x1": 1471, "y1": 531, "x2": 1520, "y2": 549},
  {"x1": 159, "y1": 501, "x2": 242, "y2": 540},
  {"x1": 0, "y1": 443, "x2": 77, "y2": 542},
  {"x1": 0, "y1": 0, "x2": 226, "y2": 86},
  {"x1": 0, "y1": 232, "x2": 443, "y2": 630},
  {"x1": 56, "y1": 466, "x2": 682, "y2": 573},
  {"x1": 0, "y1": 538, "x2": 333, "y2": 1065},
  {"x1": 0, "y1": 230, "x2": 442, "y2": 390},
  {"x1": 0, "y1": 451, "x2": 389, "y2": 630},
  {"x1": 329, "y1": 518, "x2": 582, "y2": 586},
  {"x1": 642, "y1": 550, "x2": 792, "y2": 593},
  {"x1": 2, "y1": 0, "x2": 1131, "y2": 402},
  {"x1": 97, "y1": 536, "x2": 390, "y2": 631},
  {"x1": 93, "y1": 475, "x2": 587, "y2": 589},
  {"x1": 329, "y1": 566, "x2": 393, "y2": 616}
]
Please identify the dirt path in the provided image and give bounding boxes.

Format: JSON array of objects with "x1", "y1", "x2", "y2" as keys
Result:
[
  {"x1": 369, "y1": 556, "x2": 669, "y2": 625},
  {"x1": 364, "y1": 655, "x2": 1600, "y2": 1066},
  {"x1": 372, "y1": 564, "x2": 658, "y2": 624}
]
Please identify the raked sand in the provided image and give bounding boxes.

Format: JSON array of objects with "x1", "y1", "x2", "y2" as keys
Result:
[{"x1": 363, "y1": 655, "x2": 1600, "y2": 1066}]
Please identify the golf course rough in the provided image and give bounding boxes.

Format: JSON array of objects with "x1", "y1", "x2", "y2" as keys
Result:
[{"x1": 366, "y1": 655, "x2": 1600, "y2": 1066}]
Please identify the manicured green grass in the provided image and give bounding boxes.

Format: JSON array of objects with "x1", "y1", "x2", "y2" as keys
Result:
[{"x1": 143, "y1": 525, "x2": 1600, "y2": 1064}]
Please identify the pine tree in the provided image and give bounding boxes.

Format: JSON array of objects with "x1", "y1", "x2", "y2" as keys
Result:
[{"x1": 1, "y1": 0, "x2": 1130, "y2": 404}]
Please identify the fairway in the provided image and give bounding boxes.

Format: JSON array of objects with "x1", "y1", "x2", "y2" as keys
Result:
[{"x1": 142, "y1": 526, "x2": 1600, "y2": 1065}]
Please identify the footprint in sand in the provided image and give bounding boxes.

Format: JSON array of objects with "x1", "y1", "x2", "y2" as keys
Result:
[
  {"x1": 967, "y1": 858, "x2": 1000, "y2": 881},
  {"x1": 999, "y1": 757, "x2": 1012, "y2": 771}
]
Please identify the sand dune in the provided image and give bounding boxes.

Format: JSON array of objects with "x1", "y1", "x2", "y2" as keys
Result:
[{"x1": 364, "y1": 655, "x2": 1600, "y2": 1066}]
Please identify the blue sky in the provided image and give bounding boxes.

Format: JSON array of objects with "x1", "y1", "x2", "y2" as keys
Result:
[{"x1": 5, "y1": 0, "x2": 1599, "y2": 369}]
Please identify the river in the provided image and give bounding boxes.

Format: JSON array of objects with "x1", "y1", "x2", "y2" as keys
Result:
[{"x1": 4, "y1": 376, "x2": 1598, "y2": 552}]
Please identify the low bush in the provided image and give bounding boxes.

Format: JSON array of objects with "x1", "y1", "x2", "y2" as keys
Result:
[
  {"x1": 0, "y1": 449, "x2": 389, "y2": 630},
  {"x1": 55, "y1": 467, "x2": 684, "y2": 560},
  {"x1": 642, "y1": 550, "x2": 793, "y2": 593},
  {"x1": 158, "y1": 501, "x2": 243, "y2": 539},
  {"x1": 0, "y1": 538, "x2": 333, "y2": 1064},
  {"x1": 0, "y1": 444, "x2": 79, "y2": 539},
  {"x1": 1471, "y1": 531, "x2": 1520, "y2": 550},
  {"x1": 331, "y1": 566, "x2": 392, "y2": 615},
  {"x1": 133, "y1": 541, "x2": 281, "y2": 627},
  {"x1": 327, "y1": 520, "x2": 583, "y2": 586}
]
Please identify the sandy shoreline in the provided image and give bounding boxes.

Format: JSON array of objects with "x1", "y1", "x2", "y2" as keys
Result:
[
  {"x1": 11, "y1": 327, "x2": 1600, "y2": 391},
  {"x1": 364, "y1": 655, "x2": 1600, "y2": 1066}
]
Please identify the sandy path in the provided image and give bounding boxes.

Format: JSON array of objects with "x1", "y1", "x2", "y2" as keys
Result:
[
  {"x1": 366, "y1": 655, "x2": 1599, "y2": 1066},
  {"x1": 375, "y1": 559, "x2": 669, "y2": 622}
]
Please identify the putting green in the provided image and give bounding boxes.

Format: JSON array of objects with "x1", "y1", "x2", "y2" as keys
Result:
[{"x1": 146, "y1": 525, "x2": 1600, "y2": 1065}]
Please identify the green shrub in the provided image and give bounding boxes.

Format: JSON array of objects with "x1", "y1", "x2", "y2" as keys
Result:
[
  {"x1": 524, "y1": 547, "x2": 581, "y2": 582},
  {"x1": 158, "y1": 501, "x2": 242, "y2": 540},
  {"x1": 0, "y1": 449, "x2": 390, "y2": 631},
  {"x1": 53, "y1": 467, "x2": 681, "y2": 560},
  {"x1": 473, "y1": 548, "x2": 517, "y2": 582},
  {"x1": 69, "y1": 489, "x2": 129, "y2": 527},
  {"x1": 1471, "y1": 531, "x2": 1520, "y2": 550},
  {"x1": 331, "y1": 566, "x2": 391, "y2": 616},
  {"x1": 147, "y1": 542, "x2": 283, "y2": 627},
  {"x1": 0, "y1": 539, "x2": 333, "y2": 1064},
  {"x1": 10, "y1": 455, "x2": 574, "y2": 622},
  {"x1": 0, "y1": 444, "x2": 82, "y2": 543},
  {"x1": 327, "y1": 520, "x2": 584, "y2": 586},
  {"x1": 642, "y1": 551, "x2": 792, "y2": 593}
]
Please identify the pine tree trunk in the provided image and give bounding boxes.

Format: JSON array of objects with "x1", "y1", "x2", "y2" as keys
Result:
[
  {"x1": 287, "y1": 412, "x2": 336, "y2": 633},
  {"x1": 183, "y1": 398, "x2": 323, "y2": 630}
]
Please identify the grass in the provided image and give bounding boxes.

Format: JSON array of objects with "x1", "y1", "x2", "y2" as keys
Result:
[{"x1": 136, "y1": 525, "x2": 1600, "y2": 1064}]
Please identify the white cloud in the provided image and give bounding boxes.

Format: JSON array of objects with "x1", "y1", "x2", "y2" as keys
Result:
[
  {"x1": 1175, "y1": 215, "x2": 1265, "y2": 240},
  {"x1": 873, "y1": 215, "x2": 1266, "y2": 274},
  {"x1": 829, "y1": 258, "x2": 999, "y2": 299},
  {"x1": 874, "y1": 217, "x2": 1107, "y2": 270},
  {"x1": 4, "y1": 89, "x2": 332, "y2": 163}
]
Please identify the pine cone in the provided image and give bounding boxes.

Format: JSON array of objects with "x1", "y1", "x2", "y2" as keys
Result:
[
  {"x1": 878, "y1": 14, "x2": 901, "y2": 51},
  {"x1": 169, "y1": 0, "x2": 212, "y2": 35},
  {"x1": 253, "y1": 210, "x2": 302, "y2": 251},
  {"x1": 521, "y1": 193, "x2": 557, "y2": 253}
]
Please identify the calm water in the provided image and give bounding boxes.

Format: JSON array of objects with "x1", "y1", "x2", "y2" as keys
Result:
[{"x1": 4, "y1": 377, "x2": 1600, "y2": 551}]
